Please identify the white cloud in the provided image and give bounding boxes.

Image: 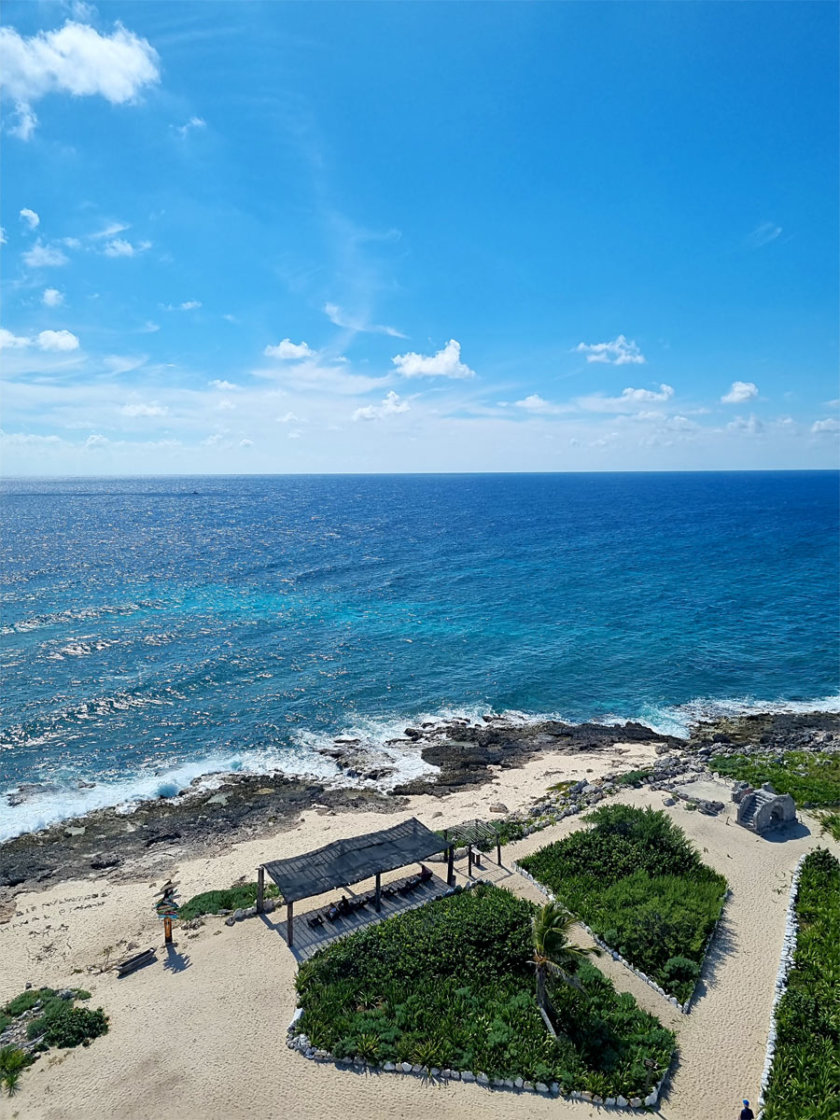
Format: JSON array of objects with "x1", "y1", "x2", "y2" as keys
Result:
[
  {"x1": 103, "y1": 237, "x2": 150, "y2": 257},
  {"x1": 324, "y1": 302, "x2": 405, "y2": 338},
  {"x1": 574, "y1": 334, "x2": 645, "y2": 365},
  {"x1": 619, "y1": 384, "x2": 673, "y2": 403},
  {"x1": 19, "y1": 207, "x2": 39, "y2": 230},
  {"x1": 37, "y1": 329, "x2": 79, "y2": 351},
  {"x1": 121, "y1": 401, "x2": 167, "y2": 417},
  {"x1": 209, "y1": 379, "x2": 239, "y2": 391},
  {"x1": 0, "y1": 227, "x2": 6, "y2": 245},
  {"x1": 514, "y1": 394, "x2": 569, "y2": 415},
  {"x1": 175, "y1": 116, "x2": 205, "y2": 138},
  {"x1": 811, "y1": 418, "x2": 840, "y2": 434},
  {"x1": 0, "y1": 327, "x2": 79, "y2": 351},
  {"x1": 264, "y1": 338, "x2": 315, "y2": 360},
  {"x1": 722, "y1": 380, "x2": 758, "y2": 404},
  {"x1": 103, "y1": 354, "x2": 146, "y2": 374},
  {"x1": 0, "y1": 20, "x2": 160, "y2": 140},
  {"x1": 42, "y1": 287, "x2": 64, "y2": 307},
  {"x1": 215, "y1": 399, "x2": 235, "y2": 411},
  {"x1": 22, "y1": 241, "x2": 68, "y2": 268},
  {"x1": 85, "y1": 433, "x2": 109, "y2": 448},
  {"x1": 277, "y1": 411, "x2": 303, "y2": 424},
  {"x1": 239, "y1": 438, "x2": 253, "y2": 448},
  {"x1": 578, "y1": 384, "x2": 674, "y2": 412},
  {"x1": 62, "y1": 236, "x2": 82, "y2": 249},
  {"x1": 140, "y1": 320, "x2": 160, "y2": 333},
  {"x1": 8, "y1": 103, "x2": 38, "y2": 140},
  {"x1": 392, "y1": 339, "x2": 475, "y2": 379},
  {"x1": 353, "y1": 390, "x2": 410, "y2": 421},
  {"x1": 89, "y1": 220, "x2": 130, "y2": 240},
  {"x1": 0, "y1": 328, "x2": 31, "y2": 350},
  {"x1": 727, "y1": 414, "x2": 764, "y2": 435},
  {"x1": 747, "y1": 222, "x2": 782, "y2": 249}
]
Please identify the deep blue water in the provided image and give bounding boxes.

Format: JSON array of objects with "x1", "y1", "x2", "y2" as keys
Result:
[{"x1": 1, "y1": 472, "x2": 838, "y2": 839}]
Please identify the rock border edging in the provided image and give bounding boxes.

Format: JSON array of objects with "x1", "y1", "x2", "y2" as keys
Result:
[{"x1": 286, "y1": 1011, "x2": 665, "y2": 1110}]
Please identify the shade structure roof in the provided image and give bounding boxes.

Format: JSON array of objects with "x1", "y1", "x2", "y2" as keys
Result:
[{"x1": 262, "y1": 817, "x2": 449, "y2": 904}]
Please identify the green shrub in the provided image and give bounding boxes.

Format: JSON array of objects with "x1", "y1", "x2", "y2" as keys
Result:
[
  {"x1": 179, "y1": 881, "x2": 279, "y2": 920},
  {"x1": 818, "y1": 810, "x2": 840, "y2": 842},
  {"x1": 296, "y1": 884, "x2": 675, "y2": 1099},
  {"x1": 763, "y1": 848, "x2": 840, "y2": 1120},
  {"x1": 41, "y1": 1003, "x2": 109, "y2": 1049},
  {"x1": 0, "y1": 1013, "x2": 10, "y2": 1034},
  {"x1": 3, "y1": 988, "x2": 55, "y2": 1017},
  {"x1": 711, "y1": 751, "x2": 840, "y2": 808},
  {"x1": 519, "y1": 805, "x2": 727, "y2": 1001},
  {"x1": 660, "y1": 956, "x2": 701, "y2": 988}
]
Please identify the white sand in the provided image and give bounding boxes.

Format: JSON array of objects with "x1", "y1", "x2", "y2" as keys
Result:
[{"x1": 1, "y1": 743, "x2": 836, "y2": 1120}]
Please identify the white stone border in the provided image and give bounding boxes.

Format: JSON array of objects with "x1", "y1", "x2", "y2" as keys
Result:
[
  {"x1": 287, "y1": 1012, "x2": 665, "y2": 1110},
  {"x1": 512, "y1": 863, "x2": 730, "y2": 1015},
  {"x1": 756, "y1": 852, "x2": 807, "y2": 1118}
]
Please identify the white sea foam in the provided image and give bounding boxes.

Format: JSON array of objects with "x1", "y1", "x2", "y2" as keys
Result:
[
  {"x1": 2, "y1": 694, "x2": 837, "y2": 844},
  {"x1": 640, "y1": 693, "x2": 840, "y2": 739}
]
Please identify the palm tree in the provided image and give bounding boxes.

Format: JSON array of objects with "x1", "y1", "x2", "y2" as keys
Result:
[
  {"x1": 531, "y1": 901, "x2": 600, "y2": 1036},
  {"x1": 0, "y1": 1046, "x2": 28, "y2": 1097}
]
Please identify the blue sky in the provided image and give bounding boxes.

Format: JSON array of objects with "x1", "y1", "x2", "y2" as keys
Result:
[{"x1": 1, "y1": 1, "x2": 838, "y2": 474}]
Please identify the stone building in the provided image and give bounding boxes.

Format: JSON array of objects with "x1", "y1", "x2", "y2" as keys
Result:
[{"x1": 732, "y1": 782, "x2": 797, "y2": 834}]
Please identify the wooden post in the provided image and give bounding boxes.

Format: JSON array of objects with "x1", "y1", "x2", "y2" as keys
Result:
[
  {"x1": 286, "y1": 901, "x2": 294, "y2": 948},
  {"x1": 163, "y1": 915, "x2": 173, "y2": 945},
  {"x1": 447, "y1": 844, "x2": 454, "y2": 886},
  {"x1": 256, "y1": 867, "x2": 265, "y2": 914},
  {"x1": 467, "y1": 844, "x2": 473, "y2": 878},
  {"x1": 497, "y1": 839, "x2": 502, "y2": 866},
  {"x1": 375, "y1": 872, "x2": 381, "y2": 912}
]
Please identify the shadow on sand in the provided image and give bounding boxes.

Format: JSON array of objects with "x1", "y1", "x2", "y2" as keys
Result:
[{"x1": 163, "y1": 943, "x2": 191, "y2": 973}]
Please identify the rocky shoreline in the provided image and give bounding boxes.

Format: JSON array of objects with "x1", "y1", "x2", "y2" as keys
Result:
[{"x1": 1, "y1": 711, "x2": 837, "y2": 902}]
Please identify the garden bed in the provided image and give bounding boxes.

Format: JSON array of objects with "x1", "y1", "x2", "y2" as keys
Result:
[
  {"x1": 518, "y1": 805, "x2": 728, "y2": 1003},
  {"x1": 294, "y1": 883, "x2": 675, "y2": 1103},
  {"x1": 760, "y1": 847, "x2": 840, "y2": 1120}
]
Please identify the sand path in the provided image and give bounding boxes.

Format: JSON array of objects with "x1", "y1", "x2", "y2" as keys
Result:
[{"x1": 1, "y1": 748, "x2": 837, "y2": 1120}]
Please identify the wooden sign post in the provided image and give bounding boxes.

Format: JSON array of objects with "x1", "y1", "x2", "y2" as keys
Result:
[{"x1": 154, "y1": 881, "x2": 180, "y2": 946}]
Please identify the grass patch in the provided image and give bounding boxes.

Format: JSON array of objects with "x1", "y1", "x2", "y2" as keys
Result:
[
  {"x1": 763, "y1": 848, "x2": 840, "y2": 1120},
  {"x1": 711, "y1": 751, "x2": 840, "y2": 808},
  {"x1": 519, "y1": 805, "x2": 727, "y2": 1002},
  {"x1": 296, "y1": 883, "x2": 674, "y2": 1099},
  {"x1": 818, "y1": 811, "x2": 840, "y2": 842},
  {"x1": 179, "y1": 880, "x2": 279, "y2": 920},
  {"x1": 614, "y1": 769, "x2": 653, "y2": 788}
]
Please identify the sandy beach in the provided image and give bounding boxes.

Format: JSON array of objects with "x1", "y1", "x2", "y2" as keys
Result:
[{"x1": 1, "y1": 738, "x2": 837, "y2": 1120}]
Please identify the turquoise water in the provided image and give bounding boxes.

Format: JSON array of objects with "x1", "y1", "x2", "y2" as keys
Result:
[{"x1": 1, "y1": 472, "x2": 837, "y2": 839}]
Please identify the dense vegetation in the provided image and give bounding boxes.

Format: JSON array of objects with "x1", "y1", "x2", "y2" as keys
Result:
[
  {"x1": 296, "y1": 884, "x2": 674, "y2": 1099},
  {"x1": 818, "y1": 811, "x2": 840, "y2": 842},
  {"x1": 2, "y1": 988, "x2": 107, "y2": 1053},
  {"x1": 0, "y1": 988, "x2": 107, "y2": 1094},
  {"x1": 179, "y1": 880, "x2": 279, "y2": 920},
  {"x1": 711, "y1": 750, "x2": 840, "y2": 808},
  {"x1": 763, "y1": 848, "x2": 840, "y2": 1120},
  {"x1": 519, "y1": 805, "x2": 727, "y2": 1002}
]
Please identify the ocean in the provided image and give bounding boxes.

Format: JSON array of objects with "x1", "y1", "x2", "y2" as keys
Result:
[{"x1": 1, "y1": 471, "x2": 837, "y2": 842}]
